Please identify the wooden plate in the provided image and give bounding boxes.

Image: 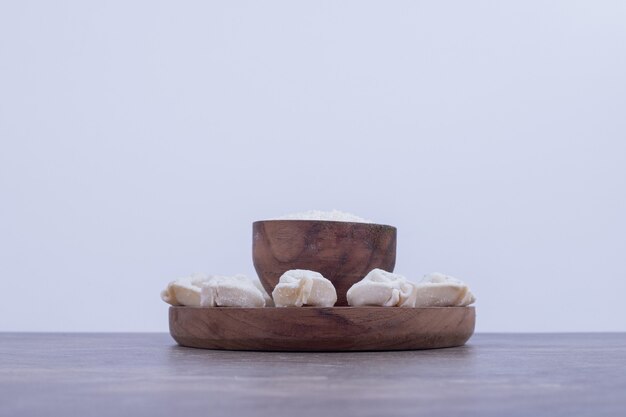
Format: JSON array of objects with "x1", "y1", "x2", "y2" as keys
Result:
[{"x1": 169, "y1": 306, "x2": 475, "y2": 351}]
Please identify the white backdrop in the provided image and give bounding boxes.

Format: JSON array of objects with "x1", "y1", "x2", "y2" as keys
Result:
[{"x1": 1, "y1": 1, "x2": 625, "y2": 332}]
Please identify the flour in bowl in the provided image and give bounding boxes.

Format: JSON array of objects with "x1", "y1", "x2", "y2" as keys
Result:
[{"x1": 275, "y1": 209, "x2": 370, "y2": 223}]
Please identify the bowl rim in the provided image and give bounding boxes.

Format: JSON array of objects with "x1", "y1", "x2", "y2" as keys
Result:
[{"x1": 252, "y1": 219, "x2": 396, "y2": 230}]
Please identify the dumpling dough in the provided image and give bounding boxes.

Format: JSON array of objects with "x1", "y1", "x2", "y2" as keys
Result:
[
  {"x1": 160, "y1": 273, "x2": 208, "y2": 307},
  {"x1": 200, "y1": 275, "x2": 266, "y2": 307},
  {"x1": 272, "y1": 269, "x2": 337, "y2": 307},
  {"x1": 413, "y1": 272, "x2": 476, "y2": 307},
  {"x1": 346, "y1": 269, "x2": 417, "y2": 307},
  {"x1": 346, "y1": 270, "x2": 476, "y2": 307},
  {"x1": 161, "y1": 274, "x2": 266, "y2": 307}
]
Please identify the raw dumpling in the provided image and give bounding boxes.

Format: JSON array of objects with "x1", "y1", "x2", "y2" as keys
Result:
[
  {"x1": 272, "y1": 269, "x2": 337, "y2": 307},
  {"x1": 160, "y1": 273, "x2": 209, "y2": 307},
  {"x1": 346, "y1": 269, "x2": 417, "y2": 307},
  {"x1": 200, "y1": 275, "x2": 266, "y2": 307},
  {"x1": 346, "y1": 270, "x2": 476, "y2": 308},
  {"x1": 161, "y1": 274, "x2": 266, "y2": 307},
  {"x1": 413, "y1": 272, "x2": 476, "y2": 307}
]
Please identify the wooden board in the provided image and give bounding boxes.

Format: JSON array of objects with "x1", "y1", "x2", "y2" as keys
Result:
[{"x1": 169, "y1": 306, "x2": 475, "y2": 351}]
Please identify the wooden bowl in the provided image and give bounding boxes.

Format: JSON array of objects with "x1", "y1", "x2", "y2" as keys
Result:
[{"x1": 252, "y1": 220, "x2": 397, "y2": 306}]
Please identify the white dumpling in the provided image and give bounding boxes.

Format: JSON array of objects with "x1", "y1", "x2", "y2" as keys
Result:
[
  {"x1": 160, "y1": 273, "x2": 210, "y2": 307},
  {"x1": 346, "y1": 269, "x2": 417, "y2": 307},
  {"x1": 272, "y1": 269, "x2": 337, "y2": 307},
  {"x1": 161, "y1": 274, "x2": 266, "y2": 307},
  {"x1": 347, "y1": 270, "x2": 476, "y2": 308},
  {"x1": 413, "y1": 272, "x2": 476, "y2": 307},
  {"x1": 200, "y1": 274, "x2": 266, "y2": 308}
]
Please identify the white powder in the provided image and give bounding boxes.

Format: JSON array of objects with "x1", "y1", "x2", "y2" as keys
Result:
[{"x1": 275, "y1": 209, "x2": 371, "y2": 223}]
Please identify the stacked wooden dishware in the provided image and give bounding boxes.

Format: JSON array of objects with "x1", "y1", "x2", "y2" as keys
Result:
[{"x1": 169, "y1": 220, "x2": 475, "y2": 351}]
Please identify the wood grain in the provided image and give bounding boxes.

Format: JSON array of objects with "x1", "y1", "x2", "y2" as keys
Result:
[
  {"x1": 169, "y1": 306, "x2": 475, "y2": 351},
  {"x1": 252, "y1": 220, "x2": 397, "y2": 306}
]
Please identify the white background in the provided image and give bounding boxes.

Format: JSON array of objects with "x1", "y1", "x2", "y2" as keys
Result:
[{"x1": 1, "y1": 1, "x2": 625, "y2": 332}]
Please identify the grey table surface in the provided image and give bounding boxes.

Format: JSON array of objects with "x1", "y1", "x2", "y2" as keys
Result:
[{"x1": 1, "y1": 333, "x2": 625, "y2": 417}]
